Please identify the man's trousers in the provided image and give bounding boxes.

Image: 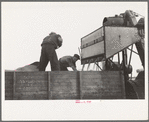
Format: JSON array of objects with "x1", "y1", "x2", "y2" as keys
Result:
[{"x1": 39, "y1": 44, "x2": 60, "y2": 71}]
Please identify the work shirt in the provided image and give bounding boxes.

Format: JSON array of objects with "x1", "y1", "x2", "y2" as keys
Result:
[
  {"x1": 41, "y1": 33, "x2": 62, "y2": 49},
  {"x1": 59, "y1": 56, "x2": 76, "y2": 68}
]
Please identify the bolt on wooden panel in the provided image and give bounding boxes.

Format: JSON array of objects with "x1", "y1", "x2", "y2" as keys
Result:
[
  {"x1": 14, "y1": 72, "x2": 48, "y2": 100},
  {"x1": 80, "y1": 71, "x2": 125, "y2": 99},
  {"x1": 50, "y1": 71, "x2": 80, "y2": 99}
]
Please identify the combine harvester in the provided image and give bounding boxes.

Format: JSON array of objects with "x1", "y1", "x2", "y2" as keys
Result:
[{"x1": 5, "y1": 10, "x2": 145, "y2": 100}]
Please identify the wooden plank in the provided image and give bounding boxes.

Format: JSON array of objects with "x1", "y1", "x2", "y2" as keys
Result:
[
  {"x1": 5, "y1": 97, "x2": 13, "y2": 100},
  {"x1": 81, "y1": 78, "x2": 122, "y2": 87},
  {"x1": 5, "y1": 84, "x2": 13, "y2": 89},
  {"x1": 82, "y1": 85, "x2": 122, "y2": 91},
  {"x1": 52, "y1": 92, "x2": 79, "y2": 99},
  {"x1": 5, "y1": 72, "x2": 14, "y2": 76},
  {"x1": 16, "y1": 76, "x2": 47, "y2": 80},
  {"x1": 5, "y1": 89, "x2": 13, "y2": 100},
  {"x1": 14, "y1": 93, "x2": 47, "y2": 100},
  {"x1": 5, "y1": 81, "x2": 13, "y2": 85},
  {"x1": 79, "y1": 71, "x2": 83, "y2": 99},
  {"x1": 16, "y1": 80, "x2": 47, "y2": 84},
  {"x1": 13, "y1": 72, "x2": 16, "y2": 100},
  {"x1": 14, "y1": 95, "x2": 47, "y2": 100},
  {"x1": 52, "y1": 82, "x2": 77, "y2": 93},
  {"x1": 47, "y1": 72, "x2": 50, "y2": 99},
  {"x1": 5, "y1": 71, "x2": 125, "y2": 100},
  {"x1": 82, "y1": 94, "x2": 123, "y2": 99},
  {"x1": 15, "y1": 91, "x2": 47, "y2": 95},
  {"x1": 80, "y1": 71, "x2": 119, "y2": 75},
  {"x1": 5, "y1": 72, "x2": 13, "y2": 99},
  {"x1": 14, "y1": 91, "x2": 47, "y2": 100},
  {"x1": 5, "y1": 93, "x2": 13, "y2": 98},
  {"x1": 52, "y1": 82, "x2": 77, "y2": 87},
  {"x1": 81, "y1": 74, "x2": 119, "y2": 78},
  {"x1": 15, "y1": 86, "x2": 47, "y2": 92},
  {"x1": 51, "y1": 72, "x2": 77, "y2": 80},
  {"x1": 5, "y1": 92, "x2": 13, "y2": 96},
  {"x1": 14, "y1": 72, "x2": 48, "y2": 100},
  {"x1": 16, "y1": 72, "x2": 46, "y2": 76},
  {"x1": 77, "y1": 71, "x2": 81, "y2": 99},
  {"x1": 51, "y1": 72, "x2": 79, "y2": 99},
  {"x1": 49, "y1": 75, "x2": 53, "y2": 99},
  {"x1": 51, "y1": 79, "x2": 78, "y2": 83},
  {"x1": 5, "y1": 80, "x2": 13, "y2": 85},
  {"x1": 5, "y1": 89, "x2": 13, "y2": 93},
  {"x1": 81, "y1": 71, "x2": 125, "y2": 99},
  {"x1": 5, "y1": 73, "x2": 13, "y2": 100},
  {"x1": 15, "y1": 81, "x2": 47, "y2": 87},
  {"x1": 16, "y1": 72, "x2": 48, "y2": 80},
  {"x1": 5, "y1": 76, "x2": 13, "y2": 80}
]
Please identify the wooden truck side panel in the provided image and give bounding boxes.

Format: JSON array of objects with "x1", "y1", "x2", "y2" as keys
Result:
[{"x1": 5, "y1": 71, "x2": 125, "y2": 100}]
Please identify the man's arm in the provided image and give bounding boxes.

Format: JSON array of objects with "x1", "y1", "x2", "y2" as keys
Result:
[
  {"x1": 67, "y1": 58, "x2": 77, "y2": 71},
  {"x1": 71, "y1": 66, "x2": 77, "y2": 71}
]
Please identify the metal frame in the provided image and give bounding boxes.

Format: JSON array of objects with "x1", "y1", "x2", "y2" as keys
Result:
[
  {"x1": 82, "y1": 57, "x2": 104, "y2": 71},
  {"x1": 81, "y1": 43, "x2": 139, "y2": 72},
  {"x1": 127, "y1": 47, "x2": 139, "y2": 55}
]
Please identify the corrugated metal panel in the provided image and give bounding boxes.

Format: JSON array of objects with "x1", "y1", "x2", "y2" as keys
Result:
[
  {"x1": 105, "y1": 26, "x2": 141, "y2": 58},
  {"x1": 81, "y1": 27, "x2": 104, "y2": 60}
]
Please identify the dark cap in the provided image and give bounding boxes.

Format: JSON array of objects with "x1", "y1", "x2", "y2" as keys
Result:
[
  {"x1": 57, "y1": 34, "x2": 61, "y2": 37},
  {"x1": 49, "y1": 32, "x2": 56, "y2": 36},
  {"x1": 74, "y1": 54, "x2": 80, "y2": 60}
]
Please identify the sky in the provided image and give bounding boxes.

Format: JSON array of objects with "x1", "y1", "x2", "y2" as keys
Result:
[{"x1": 2, "y1": 2, "x2": 147, "y2": 77}]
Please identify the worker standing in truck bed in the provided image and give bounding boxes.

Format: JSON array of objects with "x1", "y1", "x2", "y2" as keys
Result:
[
  {"x1": 59, "y1": 54, "x2": 80, "y2": 71},
  {"x1": 39, "y1": 32, "x2": 63, "y2": 71}
]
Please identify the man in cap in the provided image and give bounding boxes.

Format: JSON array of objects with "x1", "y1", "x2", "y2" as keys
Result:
[
  {"x1": 39, "y1": 32, "x2": 63, "y2": 71},
  {"x1": 59, "y1": 54, "x2": 80, "y2": 71}
]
